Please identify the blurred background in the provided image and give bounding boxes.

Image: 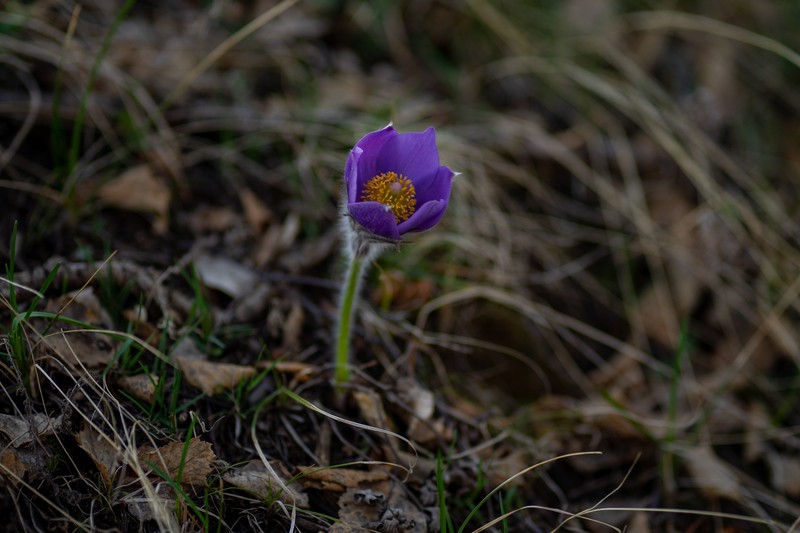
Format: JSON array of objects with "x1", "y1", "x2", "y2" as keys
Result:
[{"x1": 2, "y1": 0, "x2": 800, "y2": 531}]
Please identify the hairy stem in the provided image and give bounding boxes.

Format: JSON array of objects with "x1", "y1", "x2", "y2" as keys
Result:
[{"x1": 335, "y1": 254, "x2": 365, "y2": 386}]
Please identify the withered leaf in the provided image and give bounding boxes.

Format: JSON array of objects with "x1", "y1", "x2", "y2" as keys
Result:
[
  {"x1": 767, "y1": 452, "x2": 800, "y2": 498},
  {"x1": 174, "y1": 354, "x2": 256, "y2": 396},
  {"x1": 0, "y1": 413, "x2": 63, "y2": 447},
  {"x1": 238, "y1": 187, "x2": 273, "y2": 235},
  {"x1": 76, "y1": 426, "x2": 121, "y2": 487},
  {"x1": 193, "y1": 253, "x2": 261, "y2": 299},
  {"x1": 117, "y1": 374, "x2": 159, "y2": 403},
  {"x1": 295, "y1": 466, "x2": 389, "y2": 492},
  {"x1": 139, "y1": 437, "x2": 215, "y2": 487},
  {"x1": 0, "y1": 448, "x2": 27, "y2": 485},
  {"x1": 682, "y1": 446, "x2": 741, "y2": 501},
  {"x1": 97, "y1": 164, "x2": 171, "y2": 234},
  {"x1": 334, "y1": 480, "x2": 426, "y2": 533},
  {"x1": 223, "y1": 460, "x2": 308, "y2": 507},
  {"x1": 353, "y1": 390, "x2": 392, "y2": 431}
]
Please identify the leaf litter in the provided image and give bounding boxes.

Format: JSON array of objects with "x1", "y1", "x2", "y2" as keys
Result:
[{"x1": 1, "y1": 0, "x2": 799, "y2": 531}]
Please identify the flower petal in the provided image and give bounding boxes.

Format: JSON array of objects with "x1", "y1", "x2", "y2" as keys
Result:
[
  {"x1": 347, "y1": 201, "x2": 401, "y2": 241},
  {"x1": 375, "y1": 127, "x2": 439, "y2": 182},
  {"x1": 414, "y1": 165, "x2": 454, "y2": 205},
  {"x1": 397, "y1": 199, "x2": 447, "y2": 235},
  {"x1": 345, "y1": 146, "x2": 363, "y2": 202},
  {"x1": 352, "y1": 124, "x2": 397, "y2": 198}
]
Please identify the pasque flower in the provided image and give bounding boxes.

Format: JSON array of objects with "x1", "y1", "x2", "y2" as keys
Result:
[
  {"x1": 343, "y1": 124, "x2": 454, "y2": 253},
  {"x1": 335, "y1": 124, "x2": 455, "y2": 388}
]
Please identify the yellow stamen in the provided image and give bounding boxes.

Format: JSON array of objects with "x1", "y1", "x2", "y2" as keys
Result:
[{"x1": 361, "y1": 172, "x2": 417, "y2": 223}]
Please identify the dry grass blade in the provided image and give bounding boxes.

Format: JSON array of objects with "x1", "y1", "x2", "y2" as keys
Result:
[
  {"x1": 461, "y1": 451, "x2": 602, "y2": 532},
  {"x1": 2, "y1": 0, "x2": 799, "y2": 530},
  {"x1": 160, "y1": 0, "x2": 300, "y2": 109},
  {"x1": 282, "y1": 389, "x2": 418, "y2": 479},
  {"x1": 624, "y1": 10, "x2": 800, "y2": 68}
]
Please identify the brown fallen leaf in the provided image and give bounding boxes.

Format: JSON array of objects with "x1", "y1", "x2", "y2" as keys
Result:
[
  {"x1": 766, "y1": 452, "x2": 800, "y2": 499},
  {"x1": 333, "y1": 480, "x2": 426, "y2": 533},
  {"x1": 189, "y1": 205, "x2": 239, "y2": 234},
  {"x1": 174, "y1": 354, "x2": 256, "y2": 396},
  {"x1": 122, "y1": 307, "x2": 161, "y2": 346},
  {"x1": 396, "y1": 378, "x2": 435, "y2": 422},
  {"x1": 38, "y1": 329, "x2": 116, "y2": 369},
  {"x1": 193, "y1": 253, "x2": 262, "y2": 300},
  {"x1": 121, "y1": 486, "x2": 176, "y2": 524},
  {"x1": 76, "y1": 426, "x2": 121, "y2": 487},
  {"x1": 353, "y1": 390, "x2": 392, "y2": 432},
  {"x1": 223, "y1": 460, "x2": 308, "y2": 507},
  {"x1": 281, "y1": 297, "x2": 304, "y2": 351},
  {"x1": 117, "y1": 374, "x2": 159, "y2": 403},
  {"x1": 36, "y1": 288, "x2": 116, "y2": 369},
  {"x1": 295, "y1": 466, "x2": 389, "y2": 492},
  {"x1": 373, "y1": 270, "x2": 434, "y2": 310},
  {"x1": 139, "y1": 437, "x2": 216, "y2": 487},
  {"x1": 0, "y1": 448, "x2": 27, "y2": 486},
  {"x1": 238, "y1": 187, "x2": 273, "y2": 235},
  {"x1": 681, "y1": 445, "x2": 741, "y2": 501},
  {"x1": 48, "y1": 287, "x2": 113, "y2": 327},
  {"x1": 0, "y1": 413, "x2": 63, "y2": 447},
  {"x1": 395, "y1": 378, "x2": 449, "y2": 445},
  {"x1": 97, "y1": 164, "x2": 171, "y2": 234},
  {"x1": 261, "y1": 360, "x2": 317, "y2": 381},
  {"x1": 627, "y1": 512, "x2": 652, "y2": 533}
]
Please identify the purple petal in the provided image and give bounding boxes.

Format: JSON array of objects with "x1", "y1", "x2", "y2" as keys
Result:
[
  {"x1": 351, "y1": 125, "x2": 397, "y2": 199},
  {"x1": 397, "y1": 199, "x2": 447, "y2": 235},
  {"x1": 375, "y1": 127, "x2": 439, "y2": 182},
  {"x1": 347, "y1": 201, "x2": 401, "y2": 241},
  {"x1": 414, "y1": 165, "x2": 454, "y2": 205},
  {"x1": 345, "y1": 146, "x2": 363, "y2": 202}
]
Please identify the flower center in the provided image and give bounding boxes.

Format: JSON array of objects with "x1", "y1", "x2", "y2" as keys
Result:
[{"x1": 361, "y1": 172, "x2": 417, "y2": 223}]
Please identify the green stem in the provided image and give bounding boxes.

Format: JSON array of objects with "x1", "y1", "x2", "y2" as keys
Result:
[{"x1": 335, "y1": 255, "x2": 365, "y2": 385}]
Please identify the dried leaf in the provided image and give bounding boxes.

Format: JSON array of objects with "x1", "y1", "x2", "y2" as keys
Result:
[
  {"x1": 397, "y1": 378, "x2": 435, "y2": 421},
  {"x1": 174, "y1": 354, "x2": 256, "y2": 396},
  {"x1": 97, "y1": 165, "x2": 171, "y2": 234},
  {"x1": 223, "y1": 460, "x2": 308, "y2": 507},
  {"x1": 265, "y1": 360, "x2": 317, "y2": 380},
  {"x1": 254, "y1": 224, "x2": 283, "y2": 267},
  {"x1": 194, "y1": 253, "x2": 261, "y2": 299},
  {"x1": 117, "y1": 374, "x2": 159, "y2": 403},
  {"x1": 635, "y1": 284, "x2": 680, "y2": 349},
  {"x1": 121, "y1": 486, "x2": 176, "y2": 523},
  {"x1": 48, "y1": 287, "x2": 112, "y2": 327},
  {"x1": 353, "y1": 390, "x2": 392, "y2": 431},
  {"x1": 373, "y1": 271, "x2": 434, "y2": 310},
  {"x1": 484, "y1": 449, "x2": 530, "y2": 488},
  {"x1": 395, "y1": 378, "x2": 446, "y2": 445},
  {"x1": 407, "y1": 417, "x2": 451, "y2": 446},
  {"x1": 295, "y1": 466, "x2": 389, "y2": 492},
  {"x1": 766, "y1": 452, "x2": 800, "y2": 498},
  {"x1": 0, "y1": 413, "x2": 63, "y2": 447},
  {"x1": 682, "y1": 446, "x2": 741, "y2": 501},
  {"x1": 139, "y1": 437, "x2": 215, "y2": 487},
  {"x1": 39, "y1": 329, "x2": 115, "y2": 369},
  {"x1": 334, "y1": 480, "x2": 426, "y2": 533},
  {"x1": 627, "y1": 512, "x2": 652, "y2": 533},
  {"x1": 0, "y1": 448, "x2": 27, "y2": 485},
  {"x1": 76, "y1": 427, "x2": 121, "y2": 487},
  {"x1": 281, "y1": 298, "x2": 304, "y2": 351},
  {"x1": 239, "y1": 187, "x2": 273, "y2": 235},
  {"x1": 122, "y1": 307, "x2": 161, "y2": 345},
  {"x1": 189, "y1": 205, "x2": 239, "y2": 233}
]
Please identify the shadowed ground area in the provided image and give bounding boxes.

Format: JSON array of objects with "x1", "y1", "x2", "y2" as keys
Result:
[{"x1": 1, "y1": 1, "x2": 800, "y2": 531}]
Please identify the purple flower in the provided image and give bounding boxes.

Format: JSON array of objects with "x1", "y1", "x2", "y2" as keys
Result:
[{"x1": 344, "y1": 124, "x2": 454, "y2": 243}]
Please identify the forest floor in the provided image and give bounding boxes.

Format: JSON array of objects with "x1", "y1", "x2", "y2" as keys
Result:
[{"x1": 1, "y1": 1, "x2": 800, "y2": 531}]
